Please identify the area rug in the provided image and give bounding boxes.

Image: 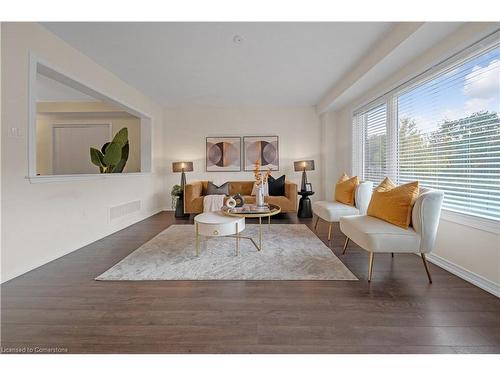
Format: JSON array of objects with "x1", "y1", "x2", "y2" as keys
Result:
[{"x1": 96, "y1": 224, "x2": 358, "y2": 280}]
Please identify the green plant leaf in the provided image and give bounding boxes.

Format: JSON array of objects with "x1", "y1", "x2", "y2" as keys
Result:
[
  {"x1": 112, "y1": 142, "x2": 129, "y2": 173},
  {"x1": 101, "y1": 142, "x2": 110, "y2": 154},
  {"x1": 112, "y1": 127, "x2": 128, "y2": 148},
  {"x1": 90, "y1": 147, "x2": 105, "y2": 169},
  {"x1": 103, "y1": 142, "x2": 122, "y2": 166}
]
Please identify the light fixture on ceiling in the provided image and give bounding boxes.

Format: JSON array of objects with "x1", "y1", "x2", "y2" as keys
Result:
[{"x1": 232, "y1": 35, "x2": 243, "y2": 44}]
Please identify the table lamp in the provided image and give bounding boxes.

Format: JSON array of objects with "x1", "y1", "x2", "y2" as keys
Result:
[
  {"x1": 172, "y1": 161, "x2": 194, "y2": 189},
  {"x1": 294, "y1": 160, "x2": 315, "y2": 191}
]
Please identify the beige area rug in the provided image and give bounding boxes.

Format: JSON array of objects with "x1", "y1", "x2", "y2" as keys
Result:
[{"x1": 96, "y1": 224, "x2": 358, "y2": 281}]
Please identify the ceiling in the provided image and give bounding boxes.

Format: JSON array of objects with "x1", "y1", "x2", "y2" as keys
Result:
[{"x1": 41, "y1": 22, "x2": 393, "y2": 107}]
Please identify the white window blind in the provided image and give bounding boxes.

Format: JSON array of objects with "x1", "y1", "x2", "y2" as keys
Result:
[
  {"x1": 353, "y1": 35, "x2": 500, "y2": 222},
  {"x1": 353, "y1": 103, "x2": 387, "y2": 185}
]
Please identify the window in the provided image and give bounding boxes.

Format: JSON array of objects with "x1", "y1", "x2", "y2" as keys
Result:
[{"x1": 353, "y1": 34, "x2": 500, "y2": 222}]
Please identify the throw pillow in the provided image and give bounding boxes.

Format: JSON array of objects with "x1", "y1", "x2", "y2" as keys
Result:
[
  {"x1": 206, "y1": 181, "x2": 229, "y2": 195},
  {"x1": 367, "y1": 177, "x2": 420, "y2": 229},
  {"x1": 334, "y1": 173, "x2": 359, "y2": 206},
  {"x1": 251, "y1": 182, "x2": 269, "y2": 196},
  {"x1": 268, "y1": 175, "x2": 286, "y2": 196}
]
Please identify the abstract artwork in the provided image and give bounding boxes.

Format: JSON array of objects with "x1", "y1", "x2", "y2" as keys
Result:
[
  {"x1": 243, "y1": 136, "x2": 279, "y2": 171},
  {"x1": 206, "y1": 137, "x2": 241, "y2": 172}
]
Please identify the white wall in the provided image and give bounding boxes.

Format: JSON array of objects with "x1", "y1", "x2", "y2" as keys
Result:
[
  {"x1": 1, "y1": 23, "x2": 165, "y2": 283},
  {"x1": 163, "y1": 107, "x2": 321, "y2": 209},
  {"x1": 324, "y1": 23, "x2": 500, "y2": 292}
]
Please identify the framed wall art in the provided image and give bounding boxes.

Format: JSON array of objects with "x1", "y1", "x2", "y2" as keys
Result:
[
  {"x1": 206, "y1": 137, "x2": 241, "y2": 172},
  {"x1": 243, "y1": 136, "x2": 279, "y2": 171}
]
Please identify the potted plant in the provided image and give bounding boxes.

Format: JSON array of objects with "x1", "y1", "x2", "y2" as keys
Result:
[{"x1": 171, "y1": 184, "x2": 185, "y2": 217}]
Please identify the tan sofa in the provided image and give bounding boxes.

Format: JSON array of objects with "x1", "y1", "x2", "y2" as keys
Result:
[{"x1": 184, "y1": 180, "x2": 298, "y2": 214}]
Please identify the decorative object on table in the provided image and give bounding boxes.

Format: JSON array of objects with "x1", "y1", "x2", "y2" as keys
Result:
[
  {"x1": 297, "y1": 190, "x2": 315, "y2": 218},
  {"x1": 251, "y1": 181, "x2": 269, "y2": 196},
  {"x1": 206, "y1": 181, "x2": 230, "y2": 195},
  {"x1": 253, "y1": 160, "x2": 272, "y2": 207},
  {"x1": 226, "y1": 196, "x2": 237, "y2": 209},
  {"x1": 172, "y1": 161, "x2": 193, "y2": 218},
  {"x1": 268, "y1": 174, "x2": 286, "y2": 196},
  {"x1": 243, "y1": 136, "x2": 279, "y2": 171},
  {"x1": 294, "y1": 160, "x2": 315, "y2": 191},
  {"x1": 305, "y1": 182, "x2": 313, "y2": 192},
  {"x1": 206, "y1": 137, "x2": 241, "y2": 172},
  {"x1": 90, "y1": 127, "x2": 129, "y2": 173},
  {"x1": 232, "y1": 193, "x2": 245, "y2": 207}
]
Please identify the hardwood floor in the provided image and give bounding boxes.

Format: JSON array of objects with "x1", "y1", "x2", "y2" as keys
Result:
[{"x1": 1, "y1": 212, "x2": 499, "y2": 354}]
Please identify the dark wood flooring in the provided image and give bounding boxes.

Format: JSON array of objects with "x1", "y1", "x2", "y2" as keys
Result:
[{"x1": 1, "y1": 212, "x2": 499, "y2": 354}]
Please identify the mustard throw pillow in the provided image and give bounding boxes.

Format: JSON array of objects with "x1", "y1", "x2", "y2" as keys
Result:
[
  {"x1": 367, "y1": 177, "x2": 420, "y2": 229},
  {"x1": 334, "y1": 173, "x2": 359, "y2": 206}
]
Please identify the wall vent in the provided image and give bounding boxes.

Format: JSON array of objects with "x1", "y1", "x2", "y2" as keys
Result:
[{"x1": 109, "y1": 200, "x2": 141, "y2": 221}]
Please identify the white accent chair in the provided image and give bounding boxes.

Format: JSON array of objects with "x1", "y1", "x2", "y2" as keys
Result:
[
  {"x1": 312, "y1": 181, "x2": 373, "y2": 241},
  {"x1": 339, "y1": 188, "x2": 444, "y2": 283}
]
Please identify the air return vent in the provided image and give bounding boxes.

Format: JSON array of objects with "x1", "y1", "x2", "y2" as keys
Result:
[{"x1": 109, "y1": 200, "x2": 141, "y2": 221}]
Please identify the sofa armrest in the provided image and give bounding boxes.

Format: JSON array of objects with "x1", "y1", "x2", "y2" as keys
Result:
[
  {"x1": 284, "y1": 181, "x2": 298, "y2": 211},
  {"x1": 184, "y1": 181, "x2": 203, "y2": 212},
  {"x1": 412, "y1": 189, "x2": 444, "y2": 253},
  {"x1": 355, "y1": 181, "x2": 374, "y2": 215}
]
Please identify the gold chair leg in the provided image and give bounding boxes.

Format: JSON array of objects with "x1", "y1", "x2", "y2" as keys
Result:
[
  {"x1": 235, "y1": 222, "x2": 239, "y2": 256},
  {"x1": 195, "y1": 223, "x2": 199, "y2": 257},
  {"x1": 421, "y1": 253, "x2": 433, "y2": 284},
  {"x1": 314, "y1": 216, "x2": 319, "y2": 232},
  {"x1": 342, "y1": 237, "x2": 349, "y2": 255},
  {"x1": 327, "y1": 223, "x2": 333, "y2": 241},
  {"x1": 368, "y1": 252, "x2": 374, "y2": 282}
]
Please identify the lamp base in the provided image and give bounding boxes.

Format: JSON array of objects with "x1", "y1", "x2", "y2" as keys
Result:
[{"x1": 301, "y1": 170, "x2": 308, "y2": 191}]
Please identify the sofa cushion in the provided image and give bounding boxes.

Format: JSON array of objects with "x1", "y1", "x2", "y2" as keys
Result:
[
  {"x1": 367, "y1": 178, "x2": 419, "y2": 229},
  {"x1": 335, "y1": 173, "x2": 359, "y2": 206},
  {"x1": 340, "y1": 215, "x2": 420, "y2": 253},
  {"x1": 313, "y1": 201, "x2": 359, "y2": 222},
  {"x1": 206, "y1": 181, "x2": 229, "y2": 195},
  {"x1": 268, "y1": 175, "x2": 285, "y2": 196},
  {"x1": 229, "y1": 181, "x2": 254, "y2": 196}
]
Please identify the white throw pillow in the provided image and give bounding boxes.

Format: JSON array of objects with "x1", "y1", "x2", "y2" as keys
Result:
[{"x1": 251, "y1": 182, "x2": 269, "y2": 196}]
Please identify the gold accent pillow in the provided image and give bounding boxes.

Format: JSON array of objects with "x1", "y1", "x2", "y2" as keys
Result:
[
  {"x1": 334, "y1": 173, "x2": 359, "y2": 206},
  {"x1": 367, "y1": 177, "x2": 420, "y2": 229}
]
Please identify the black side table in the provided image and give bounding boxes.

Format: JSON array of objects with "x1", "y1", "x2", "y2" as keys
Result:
[
  {"x1": 174, "y1": 193, "x2": 190, "y2": 218},
  {"x1": 297, "y1": 190, "x2": 315, "y2": 218}
]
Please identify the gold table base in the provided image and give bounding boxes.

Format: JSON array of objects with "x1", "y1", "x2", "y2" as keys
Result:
[{"x1": 195, "y1": 215, "x2": 272, "y2": 256}]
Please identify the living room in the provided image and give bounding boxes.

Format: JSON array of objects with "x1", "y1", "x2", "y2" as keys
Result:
[{"x1": 1, "y1": 1, "x2": 499, "y2": 372}]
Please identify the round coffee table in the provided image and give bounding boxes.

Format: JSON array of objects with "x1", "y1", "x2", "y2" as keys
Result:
[
  {"x1": 194, "y1": 212, "x2": 245, "y2": 257},
  {"x1": 221, "y1": 204, "x2": 281, "y2": 251}
]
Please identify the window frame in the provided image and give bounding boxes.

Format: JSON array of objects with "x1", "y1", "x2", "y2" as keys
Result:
[{"x1": 352, "y1": 31, "x2": 500, "y2": 233}]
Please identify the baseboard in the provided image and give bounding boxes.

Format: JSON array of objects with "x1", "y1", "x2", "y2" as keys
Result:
[{"x1": 426, "y1": 253, "x2": 500, "y2": 297}]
